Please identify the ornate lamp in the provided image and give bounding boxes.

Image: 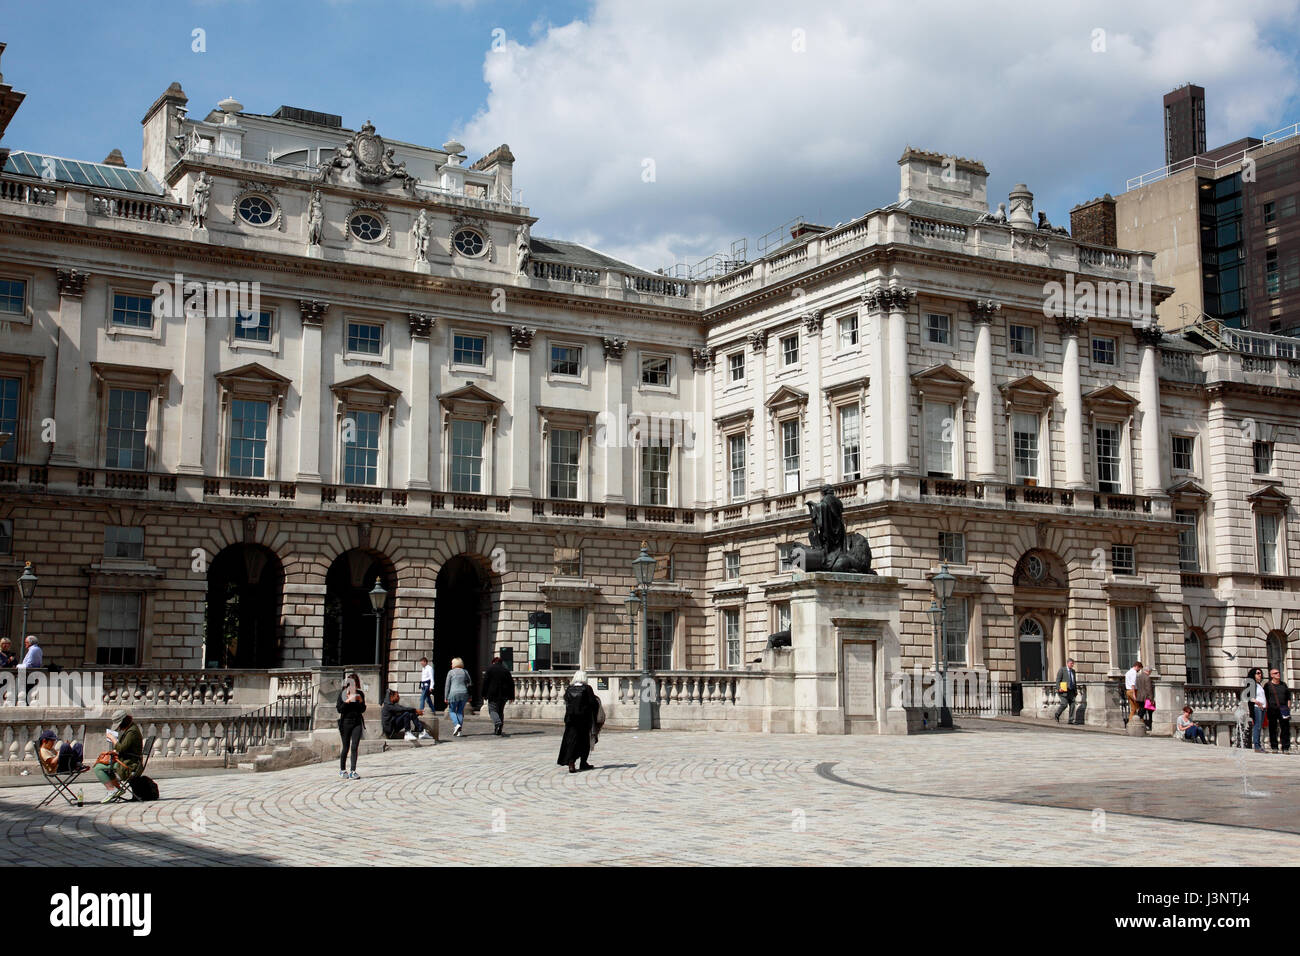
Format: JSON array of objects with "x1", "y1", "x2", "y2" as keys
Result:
[{"x1": 632, "y1": 541, "x2": 656, "y2": 589}]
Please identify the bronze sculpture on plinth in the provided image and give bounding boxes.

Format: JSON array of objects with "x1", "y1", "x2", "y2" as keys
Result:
[{"x1": 787, "y1": 485, "x2": 874, "y2": 574}]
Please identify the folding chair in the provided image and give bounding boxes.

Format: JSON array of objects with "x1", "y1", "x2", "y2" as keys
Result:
[
  {"x1": 104, "y1": 734, "x2": 156, "y2": 805},
  {"x1": 33, "y1": 737, "x2": 90, "y2": 809}
]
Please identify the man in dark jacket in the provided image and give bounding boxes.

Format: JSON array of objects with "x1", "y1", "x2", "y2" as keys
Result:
[
  {"x1": 1265, "y1": 668, "x2": 1291, "y2": 753},
  {"x1": 481, "y1": 656, "x2": 515, "y2": 736},
  {"x1": 381, "y1": 690, "x2": 431, "y2": 741},
  {"x1": 1053, "y1": 658, "x2": 1081, "y2": 724}
]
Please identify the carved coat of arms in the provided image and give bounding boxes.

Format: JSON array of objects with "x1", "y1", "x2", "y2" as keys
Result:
[{"x1": 318, "y1": 120, "x2": 416, "y2": 192}]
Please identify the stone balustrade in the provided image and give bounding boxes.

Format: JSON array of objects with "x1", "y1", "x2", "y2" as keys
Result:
[{"x1": 0, "y1": 668, "x2": 316, "y2": 710}]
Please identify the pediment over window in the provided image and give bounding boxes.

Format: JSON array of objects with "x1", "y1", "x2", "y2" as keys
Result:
[
  {"x1": 438, "y1": 383, "x2": 504, "y2": 412},
  {"x1": 823, "y1": 376, "x2": 869, "y2": 402},
  {"x1": 715, "y1": 408, "x2": 754, "y2": 429},
  {"x1": 912, "y1": 363, "x2": 972, "y2": 397},
  {"x1": 215, "y1": 362, "x2": 291, "y2": 400},
  {"x1": 766, "y1": 384, "x2": 808, "y2": 416},
  {"x1": 90, "y1": 361, "x2": 171, "y2": 397},
  {"x1": 331, "y1": 373, "x2": 401, "y2": 410},
  {"x1": 999, "y1": 374, "x2": 1057, "y2": 410},
  {"x1": 1166, "y1": 478, "x2": 1209, "y2": 500},
  {"x1": 1248, "y1": 485, "x2": 1291, "y2": 510},
  {"x1": 1083, "y1": 384, "x2": 1138, "y2": 415}
]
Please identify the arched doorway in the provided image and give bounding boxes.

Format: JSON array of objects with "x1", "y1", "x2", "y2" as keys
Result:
[
  {"x1": 434, "y1": 555, "x2": 489, "y2": 708},
  {"x1": 323, "y1": 549, "x2": 396, "y2": 669},
  {"x1": 205, "y1": 544, "x2": 285, "y2": 668},
  {"x1": 1018, "y1": 617, "x2": 1047, "y2": 682}
]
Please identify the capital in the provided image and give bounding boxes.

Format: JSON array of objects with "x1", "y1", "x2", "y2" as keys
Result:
[
  {"x1": 407, "y1": 312, "x2": 434, "y2": 338},
  {"x1": 1056, "y1": 315, "x2": 1085, "y2": 338},
  {"x1": 1133, "y1": 323, "x2": 1165, "y2": 348},
  {"x1": 509, "y1": 325, "x2": 536, "y2": 350},
  {"x1": 602, "y1": 337, "x2": 627, "y2": 361},
  {"x1": 298, "y1": 299, "x2": 329, "y2": 326},
  {"x1": 748, "y1": 328, "x2": 769, "y2": 352},
  {"x1": 969, "y1": 299, "x2": 1001, "y2": 324},
  {"x1": 56, "y1": 269, "x2": 89, "y2": 298},
  {"x1": 691, "y1": 346, "x2": 715, "y2": 370}
]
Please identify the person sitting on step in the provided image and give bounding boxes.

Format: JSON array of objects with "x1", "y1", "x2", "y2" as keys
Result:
[{"x1": 381, "y1": 689, "x2": 432, "y2": 741}]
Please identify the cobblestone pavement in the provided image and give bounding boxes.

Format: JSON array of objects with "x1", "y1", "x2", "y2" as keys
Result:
[{"x1": 2, "y1": 718, "x2": 1298, "y2": 866}]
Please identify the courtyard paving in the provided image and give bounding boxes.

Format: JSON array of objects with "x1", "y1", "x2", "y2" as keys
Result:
[{"x1": 2, "y1": 717, "x2": 1297, "y2": 866}]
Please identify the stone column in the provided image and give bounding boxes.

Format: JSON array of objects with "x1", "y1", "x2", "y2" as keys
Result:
[
  {"x1": 970, "y1": 300, "x2": 999, "y2": 481},
  {"x1": 690, "y1": 347, "x2": 714, "y2": 509},
  {"x1": 1058, "y1": 316, "x2": 1086, "y2": 489},
  {"x1": 49, "y1": 270, "x2": 89, "y2": 467},
  {"x1": 748, "y1": 329, "x2": 769, "y2": 495},
  {"x1": 508, "y1": 326, "x2": 535, "y2": 497},
  {"x1": 407, "y1": 313, "x2": 433, "y2": 490},
  {"x1": 1135, "y1": 323, "x2": 1165, "y2": 496},
  {"x1": 601, "y1": 338, "x2": 627, "y2": 502},
  {"x1": 863, "y1": 295, "x2": 888, "y2": 475},
  {"x1": 296, "y1": 300, "x2": 327, "y2": 483},
  {"x1": 178, "y1": 292, "x2": 207, "y2": 476},
  {"x1": 883, "y1": 287, "x2": 915, "y2": 471},
  {"x1": 803, "y1": 312, "x2": 824, "y2": 483}
]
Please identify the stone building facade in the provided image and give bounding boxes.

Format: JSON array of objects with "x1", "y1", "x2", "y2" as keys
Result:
[{"x1": 0, "y1": 69, "x2": 1295, "y2": 727}]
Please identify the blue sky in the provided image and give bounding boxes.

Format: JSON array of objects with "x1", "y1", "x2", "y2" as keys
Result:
[{"x1": 4, "y1": 0, "x2": 1300, "y2": 270}]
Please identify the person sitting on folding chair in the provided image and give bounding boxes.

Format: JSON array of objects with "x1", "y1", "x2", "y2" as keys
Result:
[
  {"x1": 38, "y1": 730, "x2": 87, "y2": 774},
  {"x1": 92, "y1": 710, "x2": 143, "y2": 803}
]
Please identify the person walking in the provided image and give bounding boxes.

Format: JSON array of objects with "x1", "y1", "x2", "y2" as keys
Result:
[
  {"x1": 1245, "y1": 667, "x2": 1267, "y2": 753},
  {"x1": 481, "y1": 655, "x2": 515, "y2": 736},
  {"x1": 1123, "y1": 659, "x2": 1141, "y2": 725},
  {"x1": 445, "y1": 657, "x2": 472, "y2": 737},
  {"x1": 336, "y1": 672, "x2": 366, "y2": 779},
  {"x1": 1054, "y1": 657, "x2": 1080, "y2": 724},
  {"x1": 1176, "y1": 706, "x2": 1210, "y2": 744},
  {"x1": 418, "y1": 656, "x2": 436, "y2": 713},
  {"x1": 1265, "y1": 667, "x2": 1291, "y2": 754},
  {"x1": 557, "y1": 670, "x2": 599, "y2": 773},
  {"x1": 1135, "y1": 666, "x2": 1155, "y2": 731}
]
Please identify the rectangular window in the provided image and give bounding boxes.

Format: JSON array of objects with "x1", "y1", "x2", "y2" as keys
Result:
[
  {"x1": 0, "y1": 588, "x2": 10, "y2": 642},
  {"x1": 554, "y1": 547, "x2": 582, "y2": 578},
  {"x1": 1115, "y1": 606, "x2": 1141, "y2": 668},
  {"x1": 0, "y1": 376, "x2": 19, "y2": 463},
  {"x1": 927, "y1": 313, "x2": 951, "y2": 345},
  {"x1": 840, "y1": 405, "x2": 861, "y2": 480},
  {"x1": 641, "y1": 356, "x2": 671, "y2": 387},
  {"x1": 728, "y1": 351, "x2": 745, "y2": 382},
  {"x1": 105, "y1": 387, "x2": 149, "y2": 470},
  {"x1": 777, "y1": 543, "x2": 796, "y2": 571},
  {"x1": 1170, "y1": 435, "x2": 1194, "y2": 473},
  {"x1": 925, "y1": 402, "x2": 955, "y2": 478},
  {"x1": 1257, "y1": 512, "x2": 1280, "y2": 575},
  {"x1": 1095, "y1": 423, "x2": 1121, "y2": 492},
  {"x1": 111, "y1": 292, "x2": 154, "y2": 330},
  {"x1": 943, "y1": 598, "x2": 968, "y2": 666},
  {"x1": 1267, "y1": 249, "x2": 1280, "y2": 298},
  {"x1": 640, "y1": 445, "x2": 670, "y2": 505},
  {"x1": 775, "y1": 601, "x2": 792, "y2": 633},
  {"x1": 229, "y1": 398, "x2": 269, "y2": 478},
  {"x1": 1176, "y1": 509, "x2": 1200, "y2": 572},
  {"x1": 1091, "y1": 336, "x2": 1117, "y2": 366},
  {"x1": 550, "y1": 606, "x2": 583, "y2": 670},
  {"x1": 96, "y1": 591, "x2": 141, "y2": 666},
  {"x1": 452, "y1": 333, "x2": 486, "y2": 366},
  {"x1": 939, "y1": 531, "x2": 966, "y2": 565},
  {"x1": 724, "y1": 551, "x2": 741, "y2": 580},
  {"x1": 647, "y1": 610, "x2": 674, "y2": 670},
  {"x1": 1111, "y1": 544, "x2": 1135, "y2": 575},
  {"x1": 0, "y1": 519, "x2": 10, "y2": 555},
  {"x1": 1265, "y1": 201, "x2": 1277, "y2": 225},
  {"x1": 450, "y1": 419, "x2": 484, "y2": 493},
  {"x1": 728, "y1": 433, "x2": 746, "y2": 501},
  {"x1": 0, "y1": 278, "x2": 26, "y2": 315},
  {"x1": 346, "y1": 321, "x2": 382, "y2": 356},
  {"x1": 548, "y1": 427, "x2": 580, "y2": 500},
  {"x1": 234, "y1": 310, "x2": 272, "y2": 343},
  {"x1": 1254, "y1": 441, "x2": 1273, "y2": 475},
  {"x1": 343, "y1": 409, "x2": 381, "y2": 486},
  {"x1": 1009, "y1": 324, "x2": 1036, "y2": 356},
  {"x1": 781, "y1": 334, "x2": 799, "y2": 366},
  {"x1": 723, "y1": 608, "x2": 741, "y2": 668},
  {"x1": 839, "y1": 314, "x2": 859, "y2": 348},
  {"x1": 103, "y1": 526, "x2": 144, "y2": 560},
  {"x1": 550, "y1": 345, "x2": 581, "y2": 377},
  {"x1": 781, "y1": 419, "x2": 800, "y2": 492},
  {"x1": 1013, "y1": 412, "x2": 1039, "y2": 482}
]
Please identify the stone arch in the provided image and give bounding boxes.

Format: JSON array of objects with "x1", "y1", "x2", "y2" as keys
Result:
[
  {"x1": 205, "y1": 542, "x2": 285, "y2": 668},
  {"x1": 322, "y1": 546, "x2": 398, "y2": 670}
]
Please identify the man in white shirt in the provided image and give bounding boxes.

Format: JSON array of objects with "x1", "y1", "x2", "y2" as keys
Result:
[
  {"x1": 1124, "y1": 660, "x2": 1141, "y2": 725},
  {"x1": 418, "y1": 656, "x2": 435, "y2": 713}
]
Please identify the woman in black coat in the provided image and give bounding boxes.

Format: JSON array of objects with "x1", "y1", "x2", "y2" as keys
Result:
[
  {"x1": 336, "y1": 672, "x2": 366, "y2": 780},
  {"x1": 557, "y1": 671, "x2": 598, "y2": 773}
]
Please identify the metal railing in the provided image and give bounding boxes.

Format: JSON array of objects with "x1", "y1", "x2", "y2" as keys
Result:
[{"x1": 223, "y1": 683, "x2": 316, "y2": 755}]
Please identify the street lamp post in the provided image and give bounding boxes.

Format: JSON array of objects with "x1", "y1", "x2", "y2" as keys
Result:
[
  {"x1": 930, "y1": 563, "x2": 956, "y2": 729},
  {"x1": 631, "y1": 542, "x2": 657, "y2": 731},
  {"x1": 624, "y1": 589, "x2": 640, "y2": 670},
  {"x1": 368, "y1": 577, "x2": 388, "y2": 694},
  {"x1": 17, "y1": 561, "x2": 37, "y2": 647}
]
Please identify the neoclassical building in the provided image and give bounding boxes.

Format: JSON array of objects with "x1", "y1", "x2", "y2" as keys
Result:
[{"x1": 0, "y1": 67, "x2": 1295, "y2": 728}]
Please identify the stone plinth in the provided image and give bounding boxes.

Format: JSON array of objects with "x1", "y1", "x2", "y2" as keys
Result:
[{"x1": 764, "y1": 572, "x2": 907, "y2": 735}]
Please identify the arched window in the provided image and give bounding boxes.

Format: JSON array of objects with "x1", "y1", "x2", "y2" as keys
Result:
[
  {"x1": 1267, "y1": 631, "x2": 1288, "y2": 680},
  {"x1": 1184, "y1": 630, "x2": 1205, "y2": 685},
  {"x1": 1018, "y1": 617, "x2": 1046, "y2": 682}
]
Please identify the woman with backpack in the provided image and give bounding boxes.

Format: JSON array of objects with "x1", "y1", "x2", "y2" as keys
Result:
[
  {"x1": 336, "y1": 672, "x2": 366, "y2": 779},
  {"x1": 444, "y1": 658, "x2": 472, "y2": 737}
]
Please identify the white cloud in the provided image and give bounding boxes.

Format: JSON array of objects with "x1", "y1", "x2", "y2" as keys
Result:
[{"x1": 456, "y1": 0, "x2": 1300, "y2": 272}]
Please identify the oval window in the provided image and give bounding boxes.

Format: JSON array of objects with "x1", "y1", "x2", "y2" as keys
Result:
[
  {"x1": 349, "y1": 213, "x2": 385, "y2": 242},
  {"x1": 237, "y1": 195, "x2": 275, "y2": 225},
  {"x1": 453, "y1": 228, "x2": 485, "y2": 257}
]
